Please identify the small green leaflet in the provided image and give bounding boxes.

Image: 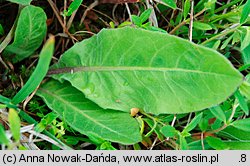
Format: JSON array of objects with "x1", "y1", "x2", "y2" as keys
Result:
[
  {"x1": 234, "y1": 90, "x2": 249, "y2": 115},
  {"x1": 156, "y1": 0, "x2": 177, "y2": 9},
  {"x1": 231, "y1": 118, "x2": 250, "y2": 132},
  {"x1": 206, "y1": 136, "x2": 229, "y2": 150},
  {"x1": 183, "y1": 113, "x2": 203, "y2": 133},
  {"x1": 183, "y1": 0, "x2": 190, "y2": 20},
  {"x1": 64, "y1": 0, "x2": 83, "y2": 16},
  {"x1": 193, "y1": 21, "x2": 213, "y2": 30},
  {"x1": 160, "y1": 125, "x2": 176, "y2": 137},
  {"x1": 240, "y1": 0, "x2": 250, "y2": 24},
  {"x1": 210, "y1": 106, "x2": 226, "y2": 123}
]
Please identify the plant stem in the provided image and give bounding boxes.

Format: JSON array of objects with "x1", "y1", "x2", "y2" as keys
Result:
[
  {"x1": 140, "y1": 110, "x2": 165, "y2": 126},
  {"x1": 201, "y1": 23, "x2": 240, "y2": 45},
  {"x1": 214, "y1": 0, "x2": 242, "y2": 14},
  {"x1": 189, "y1": 0, "x2": 194, "y2": 42},
  {"x1": 208, "y1": 103, "x2": 239, "y2": 134},
  {"x1": 169, "y1": 8, "x2": 206, "y2": 35}
]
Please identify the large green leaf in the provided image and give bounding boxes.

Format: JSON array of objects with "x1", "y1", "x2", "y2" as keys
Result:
[
  {"x1": 50, "y1": 27, "x2": 243, "y2": 114},
  {"x1": 36, "y1": 79, "x2": 141, "y2": 144},
  {"x1": 4, "y1": 5, "x2": 47, "y2": 63}
]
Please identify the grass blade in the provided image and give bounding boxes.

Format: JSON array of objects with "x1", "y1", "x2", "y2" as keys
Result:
[
  {"x1": 0, "y1": 124, "x2": 9, "y2": 145},
  {"x1": 11, "y1": 36, "x2": 55, "y2": 105},
  {"x1": 8, "y1": 108, "x2": 21, "y2": 142}
]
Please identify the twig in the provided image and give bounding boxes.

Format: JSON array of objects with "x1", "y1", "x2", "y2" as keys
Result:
[
  {"x1": 214, "y1": 0, "x2": 242, "y2": 14},
  {"x1": 201, "y1": 132, "x2": 205, "y2": 150},
  {"x1": 228, "y1": 103, "x2": 239, "y2": 123},
  {"x1": 79, "y1": 4, "x2": 115, "y2": 23},
  {"x1": 214, "y1": 0, "x2": 231, "y2": 34},
  {"x1": 188, "y1": 0, "x2": 194, "y2": 42},
  {"x1": 169, "y1": 8, "x2": 206, "y2": 35},
  {"x1": 208, "y1": 103, "x2": 239, "y2": 134},
  {"x1": 22, "y1": 84, "x2": 40, "y2": 112},
  {"x1": 47, "y1": 0, "x2": 65, "y2": 31},
  {"x1": 47, "y1": 0, "x2": 77, "y2": 41},
  {"x1": 149, "y1": 137, "x2": 158, "y2": 150},
  {"x1": 187, "y1": 112, "x2": 192, "y2": 124},
  {"x1": 125, "y1": 3, "x2": 132, "y2": 22},
  {"x1": 201, "y1": 23, "x2": 240, "y2": 45},
  {"x1": 145, "y1": 0, "x2": 158, "y2": 27},
  {"x1": 67, "y1": 10, "x2": 77, "y2": 29},
  {"x1": 166, "y1": 114, "x2": 176, "y2": 141},
  {"x1": 63, "y1": 0, "x2": 67, "y2": 33},
  {"x1": 79, "y1": 0, "x2": 99, "y2": 25}
]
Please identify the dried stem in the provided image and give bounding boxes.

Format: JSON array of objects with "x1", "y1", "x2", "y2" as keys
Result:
[
  {"x1": 188, "y1": 0, "x2": 194, "y2": 42},
  {"x1": 169, "y1": 8, "x2": 206, "y2": 35}
]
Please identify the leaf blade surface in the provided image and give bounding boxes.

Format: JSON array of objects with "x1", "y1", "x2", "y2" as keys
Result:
[
  {"x1": 37, "y1": 79, "x2": 141, "y2": 144},
  {"x1": 4, "y1": 6, "x2": 47, "y2": 63},
  {"x1": 51, "y1": 27, "x2": 243, "y2": 114}
]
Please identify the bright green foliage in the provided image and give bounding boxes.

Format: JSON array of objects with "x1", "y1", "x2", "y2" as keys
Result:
[
  {"x1": 231, "y1": 118, "x2": 250, "y2": 132},
  {"x1": 132, "y1": 9, "x2": 152, "y2": 26},
  {"x1": 239, "y1": 81, "x2": 250, "y2": 100},
  {"x1": 50, "y1": 27, "x2": 243, "y2": 114},
  {"x1": 36, "y1": 79, "x2": 142, "y2": 144},
  {"x1": 143, "y1": 118, "x2": 164, "y2": 140},
  {"x1": 8, "y1": 108, "x2": 20, "y2": 142},
  {"x1": 210, "y1": 106, "x2": 226, "y2": 123},
  {"x1": 199, "y1": 117, "x2": 208, "y2": 131},
  {"x1": 206, "y1": 136, "x2": 229, "y2": 150},
  {"x1": 64, "y1": 0, "x2": 83, "y2": 16},
  {"x1": 161, "y1": 0, "x2": 177, "y2": 9},
  {"x1": 7, "y1": 0, "x2": 32, "y2": 5},
  {"x1": 160, "y1": 125, "x2": 176, "y2": 137},
  {"x1": 0, "y1": 24, "x2": 4, "y2": 35},
  {"x1": 183, "y1": 113, "x2": 203, "y2": 133},
  {"x1": 240, "y1": 0, "x2": 250, "y2": 24},
  {"x1": 0, "y1": 94, "x2": 11, "y2": 104},
  {"x1": 193, "y1": 21, "x2": 213, "y2": 30},
  {"x1": 99, "y1": 142, "x2": 116, "y2": 150},
  {"x1": 239, "y1": 27, "x2": 250, "y2": 64},
  {"x1": 220, "y1": 126, "x2": 250, "y2": 149},
  {"x1": 204, "y1": 0, "x2": 216, "y2": 10},
  {"x1": 131, "y1": 10, "x2": 164, "y2": 32},
  {"x1": 139, "y1": 9, "x2": 153, "y2": 24},
  {"x1": 35, "y1": 112, "x2": 58, "y2": 133},
  {"x1": 4, "y1": 6, "x2": 47, "y2": 63},
  {"x1": 224, "y1": 141, "x2": 250, "y2": 150},
  {"x1": 219, "y1": 126, "x2": 250, "y2": 141},
  {"x1": 234, "y1": 90, "x2": 249, "y2": 115},
  {"x1": 0, "y1": 124, "x2": 9, "y2": 145},
  {"x1": 179, "y1": 135, "x2": 188, "y2": 150},
  {"x1": 11, "y1": 36, "x2": 54, "y2": 105},
  {"x1": 183, "y1": 0, "x2": 190, "y2": 20}
]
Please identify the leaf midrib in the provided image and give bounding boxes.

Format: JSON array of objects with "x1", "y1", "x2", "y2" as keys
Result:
[{"x1": 49, "y1": 66, "x2": 241, "y2": 78}]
